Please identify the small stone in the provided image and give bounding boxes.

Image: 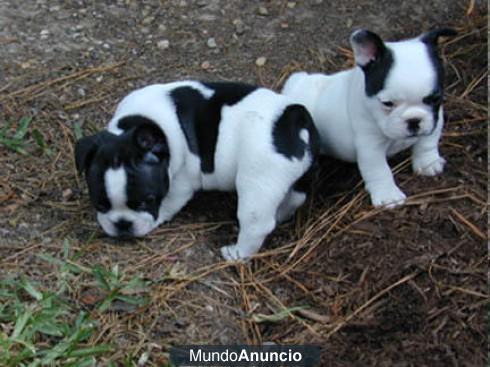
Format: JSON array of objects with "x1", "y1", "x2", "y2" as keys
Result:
[
  {"x1": 49, "y1": 5, "x2": 60, "y2": 11},
  {"x1": 346, "y1": 18, "x2": 353, "y2": 28},
  {"x1": 280, "y1": 22, "x2": 289, "y2": 29},
  {"x1": 103, "y1": 43, "x2": 111, "y2": 49},
  {"x1": 62, "y1": 188, "x2": 73, "y2": 201},
  {"x1": 201, "y1": 61, "x2": 211, "y2": 70},
  {"x1": 206, "y1": 37, "x2": 217, "y2": 48},
  {"x1": 205, "y1": 305, "x2": 214, "y2": 312},
  {"x1": 258, "y1": 6, "x2": 269, "y2": 15},
  {"x1": 233, "y1": 18, "x2": 245, "y2": 35},
  {"x1": 96, "y1": 75, "x2": 103, "y2": 83},
  {"x1": 158, "y1": 24, "x2": 167, "y2": 32},
  {"x1": 255, "y1": 56, "x2": 267, "y2": 67},
  {"x1": 157, "y1": 39, "x2": 170, "y2": 49},
  {"x1": 142, "y1": 16, "x2": 155, "y2": 25},
  {"x1": 40, "y1": 29, "x2": 50, "y2": 39},
  {"x1": 287, "y1": 2, "x2": 296, "y2": 8},
  {"x1": 77, "y1": 87, "x2": 86, "y2": 97}
]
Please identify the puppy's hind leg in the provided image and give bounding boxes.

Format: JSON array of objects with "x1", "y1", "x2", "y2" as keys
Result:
[
  {"x1": 276, "y1": 190, "x2": 306, "y2": 224},
  {"x1": 221, "y1": 181, "x2": 286, "y2": 261}
]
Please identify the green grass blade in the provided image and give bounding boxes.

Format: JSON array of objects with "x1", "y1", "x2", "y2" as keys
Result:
[
  {"x1": 11, "y1": 309, "x2": 32, "y2": 339},
  {"x1": 13, "y1": 116, "x2": 32, "y2": 140},
  {"x1": 68, "y1": 344, "x2": 114, "y2": 358},
  {"x1": 20, "y1": 277, "x2": 43, "y2": 301}
]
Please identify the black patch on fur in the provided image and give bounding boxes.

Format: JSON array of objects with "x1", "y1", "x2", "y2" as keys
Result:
[
  {"x1": 170, "y1": 82, "x2": 258, "y2": 173},
  {"x1": 272, "y1": 104, "x2": 319, "y2": 159},
  {"x1": 270, "y1": 104, "x2": 320, "y2": 193},
  {"x1": 420, "y1": 29, "x2": 456, "y2": 130},
  {"x1": 352, "y1": 30, "x2": 394, "y2": 97},
  {"x1": 362, "y1": 47, "x2": 394, "y2": 97}
]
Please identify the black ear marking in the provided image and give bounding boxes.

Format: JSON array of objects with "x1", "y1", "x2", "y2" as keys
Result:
[
  {"x1": 75, "y1": 134, "x2": 98, "y2": 174},
  {"x1": 75, "y1": 131, "x2": 115, "y2": 174},
  {"x1": 350, "y1": 29, "x2": 387, "y2": 67},
  {"x1": 421, "y1": 28, "x2": 457, "y2": 47},
  {"x1": 133, "y1": 121, "x2": 169, "y2": 160}
]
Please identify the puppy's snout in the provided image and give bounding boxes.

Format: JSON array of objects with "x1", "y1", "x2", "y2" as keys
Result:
[
  {"x1": 114, "y1": 219, "x2": 133, "y2": 235},
  {"x1": 407, "y1": 118, "x2": 421, "y2": 133}
]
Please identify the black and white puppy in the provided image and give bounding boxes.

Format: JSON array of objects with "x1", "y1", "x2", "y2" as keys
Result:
[
  {"x1": 75, "y1": 81, "x2": 319, "y2": 261},
  {"x1": 282, "y1": 29, "x2": 456, "y2": 208}
]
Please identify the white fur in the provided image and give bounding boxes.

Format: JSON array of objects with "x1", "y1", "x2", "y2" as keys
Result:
[
  {"x1": 282, "y1": 37, "x2": 446, "y2": 208},
  {"x1": 98, "y1": 167, "x2": 155, "y2": 237},
  {"x1": 101, "y1": 82, "x2": 313, "y2": 260}
]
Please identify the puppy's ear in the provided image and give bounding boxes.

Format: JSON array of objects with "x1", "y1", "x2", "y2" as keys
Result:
[
  {"x1": 74, "y1": 131, "x2": 113, "y2": 174},
  {"x1": 133, "y1": 123, "x2": 169, "y2": 162},
  {"x1": 421, "y1": 28, "x2": 457, "y2": 47},
  {"x1": 350, "y1": 29, "x2": 387, "y2": 68}
]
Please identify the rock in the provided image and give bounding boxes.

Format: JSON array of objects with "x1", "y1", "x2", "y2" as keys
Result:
[
  {"x1": 201, "y1": 61, "x2": 211, "y2": 70},
  {"x1": 62, "y1": 188, "x2": 73, "y2": 201},
  {"x1": 207, "y1": 37, "x2": 217, "y2": 48},
  {"x1": 40, "y1": 29, "x2": 49, "y2": 39},
  {"x1": 142, "y1": 16, "x2": 155, "y2": 25},
  {"x1": 233, "y1": 18, "x2": 246, "y2": 35},
  {"x1": 255, "y1": 56, "x2": 267, "y2": 67},
  {"x1": 157, "y1": 39, "x2": 170, "y2": 49},
  {"x1": 258, "y1": 6, "x2": 269, "y2": 16}
]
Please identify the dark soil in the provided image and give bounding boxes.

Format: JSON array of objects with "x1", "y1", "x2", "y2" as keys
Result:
[{"x1": 0, "y1": 0, "x2": 487, "y2": 366}]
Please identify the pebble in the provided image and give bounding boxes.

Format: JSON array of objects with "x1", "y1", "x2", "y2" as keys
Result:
[
  {"x1": 40, "y1": 29, "x2": 49, "y2": 39},
  {"x1": 205, "y1": 305, "x2": 214, "y2": 312},
  {"x1": 157, "y1": 39, "x2": 170, "y2": 49},
  {"x1": 258, "y1": 6, "x2": 269, "y2": 16},
  {"x1": 201, "y1": 61, "x2": 211, "y2": 70},
  {"x1": 62, "y1": 188, "x2": 73, "y2": 201},
  {"x1": 78, "y1": 87, "x2": 86, "y2": 97},
  {"x1": 287, "y1": 2, "x2": 296, "y2": 8},
  {"x1": 103, "y1": 43, "x2": 111, "y2": 49},
  {"x1": 255, "y1": 56, "x2": 267, "y2": 67},
  {"x1": 142, "y1": 16, "x2": 155, "y2": 25},
  {"x1": 233, "y1": 18, "x2": 245, "y2": 35},
  {"x1": 207, "y1": 37, "x2": 217, "y2": 48}
]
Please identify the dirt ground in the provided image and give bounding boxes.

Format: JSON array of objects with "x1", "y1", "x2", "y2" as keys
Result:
[{"x1": 0, "y1": 0, "x2": 487, "y2": 366}]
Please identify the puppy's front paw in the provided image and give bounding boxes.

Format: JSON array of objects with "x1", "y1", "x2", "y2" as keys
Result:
[
  {"x1": 370, "y1": 185, "x2": 406, "y2": 209},
  {"x1": 220, "y1": 244, "x2": 249, "y2": 262},
  {"x1": 413, "y1": 156, "x2": 446, "y2": 176}
]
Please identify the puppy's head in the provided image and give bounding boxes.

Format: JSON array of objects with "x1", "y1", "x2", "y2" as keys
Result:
[
  {"x1": 75, "y1": 116, "x2": 170, "y2": 237},
  {"x1": 350, "y1": 28, "x2": 456, "y2": 140}
]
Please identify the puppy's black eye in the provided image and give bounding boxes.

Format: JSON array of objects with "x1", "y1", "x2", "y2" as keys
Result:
[
  {"x1": 94, "y1": 202, "x2": 110, "y2": 212},
  {"x1": 381, "y1": 100, "x2": 394, "y2": 108},
  {"x1": 423, "y1": 93, "x2": 442, "y2": 106},
  {"x1": 137, "y1": 195, "x2": 157, "y2": 211}
]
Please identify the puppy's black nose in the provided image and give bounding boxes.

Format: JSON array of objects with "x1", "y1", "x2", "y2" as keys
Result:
[
  {"x1": 407, "y1": 118, "x2": 421, "y2": 133},
  {"x1": 115, "y1": 219, "x2": 133, "y2": 234}
]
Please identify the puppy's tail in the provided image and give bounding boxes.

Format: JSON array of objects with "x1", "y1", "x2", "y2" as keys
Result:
[{"x1": 281, "y1": 71, "x2": 308, "y2": 96}]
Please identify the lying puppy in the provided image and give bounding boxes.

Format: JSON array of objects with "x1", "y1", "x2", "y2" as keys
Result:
[
  {"x1": 75, "y1": 81, "x2": 319, "y2": 260},
  {"x1": 282, "y1": 28, "x2": 456, "y2": 208}
]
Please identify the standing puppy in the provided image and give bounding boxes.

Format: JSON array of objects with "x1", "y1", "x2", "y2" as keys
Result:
[
  {"x1": 75, "y1": 81, "x2": 319, "y2": 261},
  {"x1": 282, "y1": 29, "x2": 456, "y2": 208}
]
